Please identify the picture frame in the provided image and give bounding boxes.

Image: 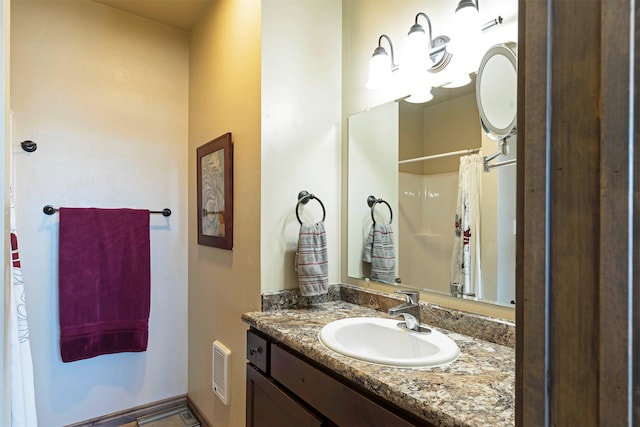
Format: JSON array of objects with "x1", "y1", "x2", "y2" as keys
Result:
[{"x1": 197, "y1": 132, "x2": 233, "y2": 249}]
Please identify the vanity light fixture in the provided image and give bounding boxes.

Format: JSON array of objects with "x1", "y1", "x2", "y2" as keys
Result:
[
  {"x1": 444, "y1": 13, "x2": 504, "y2": 89},
  {"x1": 366, "y1": 13, "x2": 454, "y2": 92},
  {"x1": 364, "y1": 6, "x2": 502, "y2": 97},
  {"x1": 450, "y1": 0, "x2": 481, "y2": 54},
  {"x1": 405, "y1": 87, "x2": 433, "y2": 104},
  {"x1": 401, "y1": 12, "x2": 452, "y2": 99},
  {"x1": 403, "y1": 13, "x2": 452, "y2": 77},
  {"x1": 448, "y1": 0, "x2": 482, "y2": 85},
  {"x1": 403, "y1": 12, "x2": 434, "y2": 77},
  {"x1": 366, "y1": 34, "x2": 398, "y2": 90},
  {"x1": 454, "y1": 0, "x2": 479, "y2": 18}
]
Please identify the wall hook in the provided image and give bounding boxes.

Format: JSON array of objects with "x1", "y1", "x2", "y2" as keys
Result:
[{"x1": 21, "y1": 140, "x2": 37, "y2": 152}]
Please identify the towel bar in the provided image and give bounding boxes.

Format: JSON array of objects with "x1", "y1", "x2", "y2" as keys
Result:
[{"x1": 43, "y1": 205, "x2": 172, "y2": 217}]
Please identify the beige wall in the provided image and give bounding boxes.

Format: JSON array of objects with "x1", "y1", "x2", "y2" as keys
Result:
[
  {"x1": 11, "y1": 0, "x2": 189, "y2": 424},
  {"x1": 188, "y1": 3, "x2": 341, "y2": 423},
  {"x1": 260, "y1": 0, "x2": 342, "y2": 293},
  {"x1": 187, "y1": 1, "x2": 261, "y2": 425},
  {"x1": 422, "y1": 93, "x2": 481, "y2": 174}
]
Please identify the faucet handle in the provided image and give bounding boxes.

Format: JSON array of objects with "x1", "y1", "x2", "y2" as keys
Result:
[
  {"x1": 395, "y1": 313, "x2": 419, "y2": 331},
  {"x1": 394, "y1": 289, "x2": 419, "y2": 305}
]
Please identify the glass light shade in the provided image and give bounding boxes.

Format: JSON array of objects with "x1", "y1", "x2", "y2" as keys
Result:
[
  {"x1": 402, "y1": 27, "x2": 433, "y2": 77},
  {"x1": 405, "y1": 87, "x2": 433, "y2": 104},
  {"x1": 443, "y1": 74, "x2": 472, "y2": 89},
  {"x1": 449, "y1": 4, "x2": 481, "y2": 55},
  {"x1": 404, "y1": 68, "x2": 433, "y2": 103},
  {"x1": 442, "y1": 55, "x2": 472, "y2": 88},
  {"x1": 366, "y1": 51, "x2": 392, "y2": 90}
]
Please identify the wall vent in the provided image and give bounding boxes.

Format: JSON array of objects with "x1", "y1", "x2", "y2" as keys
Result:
[{"x1": 212, "y1": 340, "x2": 231, "y2": 405}]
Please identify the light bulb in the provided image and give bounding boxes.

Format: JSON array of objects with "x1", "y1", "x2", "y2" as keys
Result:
[{"x1": 403, "y1": 27, "x2": 432, "y2": 76}]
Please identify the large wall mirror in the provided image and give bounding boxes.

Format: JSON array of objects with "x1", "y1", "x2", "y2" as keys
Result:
[{"x1": 347, "y1": 43, "x2": 518, "y2": 308}]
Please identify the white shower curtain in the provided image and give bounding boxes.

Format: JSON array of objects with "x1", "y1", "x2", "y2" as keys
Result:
[
  {"x1": 450, "y1": 154, "x2": 483, "y2": 298},
  {"x1": 10, "y1": 120, "x2": 38, "y2": 427}
]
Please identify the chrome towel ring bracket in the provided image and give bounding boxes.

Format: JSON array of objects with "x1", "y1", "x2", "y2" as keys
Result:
[
  {"x1": 296, "y1": 190, "x2": 326, "y2": 225},
  {"x1": 367, "y1": 195, "x2": 393, "y2": 225},
  {"x1": 21, "y1": 140, "x2": 37, "y2": 152}
]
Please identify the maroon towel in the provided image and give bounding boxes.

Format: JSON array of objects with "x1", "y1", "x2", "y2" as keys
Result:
[{"x1": 58, "y1": 208, "x2": 150, "y2": 362}]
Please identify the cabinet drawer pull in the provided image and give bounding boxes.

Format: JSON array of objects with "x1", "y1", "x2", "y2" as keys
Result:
[{"x1": 249, "y1": 346, "x2": 263, "y2": 356}]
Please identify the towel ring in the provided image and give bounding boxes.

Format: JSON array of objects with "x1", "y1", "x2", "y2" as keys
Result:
[
  {"x1": 296, "y1": 190, "x2": 326, "y2": 225},
  {"x1": 367, "y1": 195, "x2": 393, "y2": 225}
]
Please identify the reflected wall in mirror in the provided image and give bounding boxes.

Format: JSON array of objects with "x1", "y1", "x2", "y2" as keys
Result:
[
  {"x1": 347, "y1": 77, "x2": 517, "y2": 307},
  {"x1": 348, "y1": 101, "x2": 399, "y2": 284}
]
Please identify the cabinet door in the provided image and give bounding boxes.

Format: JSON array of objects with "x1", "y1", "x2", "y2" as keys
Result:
[
  {"x1": 270, "y1": 345, "x2": 421, "y2": 427},
  {"x1": 246, "y1": 364, "x2": 324, "y2": 427}
]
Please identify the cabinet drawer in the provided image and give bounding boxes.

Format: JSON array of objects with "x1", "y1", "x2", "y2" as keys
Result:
[
  {"x1": 246, "y1": 330, "x2": 269, "y2": 373},
  {"x1": 270, "y1": 344, "x2": 418, "y2": 427}
]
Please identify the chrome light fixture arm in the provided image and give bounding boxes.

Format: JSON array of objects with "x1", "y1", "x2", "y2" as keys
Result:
[
  {"x1": 411, "y1": 12, "x2": 434, "y2": 49},
  {"x1": 375, "y1": 34, "x2": 398, "y2": 71}
]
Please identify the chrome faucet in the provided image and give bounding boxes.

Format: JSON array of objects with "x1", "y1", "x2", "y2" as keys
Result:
[
  {"x1": 450, "y1": 283, "x2": 476, "y2": 298},
  {"x1": 388, "y1": 290, "x2": 421, "y2": 330}
]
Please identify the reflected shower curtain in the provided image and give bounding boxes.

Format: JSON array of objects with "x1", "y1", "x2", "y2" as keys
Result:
[{"x1": 450, "y1": 154, "x2": 483, "y2": 298}]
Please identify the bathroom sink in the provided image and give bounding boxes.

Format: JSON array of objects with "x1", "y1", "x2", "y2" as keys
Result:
[{"x1": 318, "y1": 317, "x2": 459, "y2": 368}]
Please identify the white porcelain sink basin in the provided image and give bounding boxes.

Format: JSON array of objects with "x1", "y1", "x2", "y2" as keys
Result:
[{"x1": 319, "y1": 317, "x2": 459, "y2": 368}]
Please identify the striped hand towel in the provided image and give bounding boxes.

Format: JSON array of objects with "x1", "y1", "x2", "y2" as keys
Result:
[
  {"x1": 363, "y1": 223, "x2": 396, "y2": 284},
  {"x1": 294, "y1": 222, "x2": 328, "y2": 296}
]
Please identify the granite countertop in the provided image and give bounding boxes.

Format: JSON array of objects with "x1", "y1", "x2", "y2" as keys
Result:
[{"x1": 242, "y1": 301, "x2": 514, "y2": 427}]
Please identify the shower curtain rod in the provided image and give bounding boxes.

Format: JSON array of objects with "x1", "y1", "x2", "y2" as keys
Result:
[
  {"x1": 42, "y1": 205, "x2": 172, "y2": 217},
  {"x1": 398, "y1": 148, "x2": 481, "y2": 164}
]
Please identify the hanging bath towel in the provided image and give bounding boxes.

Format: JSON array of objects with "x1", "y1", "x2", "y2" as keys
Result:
[
  {"x1": 450, "y1": 154, "x2": 483, "y2": 297},
  {"x1": 363, "y1": 223, "x2": 396, "y2": 284},
  {"x1": 58, "y1": 208, "x2": 151, "y2": 362},
  {"x1": 295, "y1": 221, "x2": 328, "y2": 296}
]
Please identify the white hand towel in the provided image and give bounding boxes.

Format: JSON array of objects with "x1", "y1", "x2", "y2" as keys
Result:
[{"x1": 295, "y1": 221, "x2": 329, "y2": 296}]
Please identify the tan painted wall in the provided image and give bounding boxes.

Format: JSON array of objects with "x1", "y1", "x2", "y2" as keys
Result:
[
  {"x1": 187, "y1": 1, "x2": 261, "y2": 425},
  {"x1": 422, "y1": 93, "x2": 481, "y2": 174}
]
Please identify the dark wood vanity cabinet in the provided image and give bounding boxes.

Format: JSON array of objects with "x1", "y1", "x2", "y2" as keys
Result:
[
  {"x1": 246, "y1": 365, "x2": 325, "y2": 427},
  {"x1": 245, "y1": 328, "x2": 431, "y2": 427}
]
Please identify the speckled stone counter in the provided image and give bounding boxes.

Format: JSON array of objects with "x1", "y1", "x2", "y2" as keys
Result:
[
  {"x1": 261, "y1": 284, "x2": 515, "y2": 348},
  {"x1": 242, "y1": 301, "x2": 514, "y2": 427}
]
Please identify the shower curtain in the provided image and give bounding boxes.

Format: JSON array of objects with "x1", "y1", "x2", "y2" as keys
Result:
[
  {"x1": 450, "y1": 154, "x2": 483, "y2": 298},
  {"x1": 10, "y1": 122, "x2": 38, "y2": 426}
]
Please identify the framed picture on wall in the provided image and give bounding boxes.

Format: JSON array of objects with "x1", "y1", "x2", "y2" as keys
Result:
[{"x1": 197, "y1": 132, "x2": 233, "y2": 249}]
